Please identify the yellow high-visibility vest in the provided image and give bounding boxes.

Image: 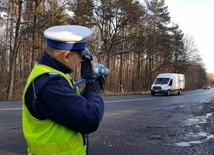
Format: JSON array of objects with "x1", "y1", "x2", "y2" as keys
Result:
[{"x1": 22, "y1": 63, "x2": 86, "y2": 155}]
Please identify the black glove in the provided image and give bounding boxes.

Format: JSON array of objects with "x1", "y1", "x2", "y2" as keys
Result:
[
  {"x1": 81, "y1": 76, "x2": 105, "y2": 95},
  {"x1": 97, "y1": 76, "x2": 105, "y2": 90}
]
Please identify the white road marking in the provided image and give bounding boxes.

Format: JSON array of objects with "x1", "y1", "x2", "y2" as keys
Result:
[
  {"x1": 104, "y1": 97, "x2": 158, "y2": 103},
  {"x1": 0, "y1": 108, "x2": 21, "y2": 111}
]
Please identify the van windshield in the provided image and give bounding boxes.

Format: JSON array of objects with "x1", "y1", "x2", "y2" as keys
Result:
[{"x1": 154, "y1": 78, "x2": 170, "y2": 84}]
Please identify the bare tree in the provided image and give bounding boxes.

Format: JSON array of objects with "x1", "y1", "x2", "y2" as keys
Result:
[
  {"x1": 182, "y1": 34, "x2": 207, "y2": 90},
  {"x1": 7, "y1": 0, "x2": 23, "y2": 100}
]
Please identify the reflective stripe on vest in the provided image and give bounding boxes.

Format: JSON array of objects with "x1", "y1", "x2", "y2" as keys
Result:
[{"x1": 27, "y1": 137, "x2": 83, "y2": 154}]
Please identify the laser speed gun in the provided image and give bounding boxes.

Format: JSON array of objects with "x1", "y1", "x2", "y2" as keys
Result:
[{"x1": 74, "y1": 48, "x2": 110, "y2": 88}]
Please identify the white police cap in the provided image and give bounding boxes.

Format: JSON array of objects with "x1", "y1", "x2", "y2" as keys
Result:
[{"x1": 44, "y1": 25, "x2": 92, "y2": 51}]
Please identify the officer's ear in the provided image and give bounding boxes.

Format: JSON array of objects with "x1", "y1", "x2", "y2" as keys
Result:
[{"x1": 62, "y1": 51, "x2": 70, "y2": 63}]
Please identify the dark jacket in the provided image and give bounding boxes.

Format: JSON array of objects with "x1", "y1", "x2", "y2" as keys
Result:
[{"x1": 24, "y1": 51, "x2": 104, "y2": 134}]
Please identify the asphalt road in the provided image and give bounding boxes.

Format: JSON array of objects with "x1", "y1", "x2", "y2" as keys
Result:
[{"x1": 0, "y1": 89, "x2": 214, "y2": 155}]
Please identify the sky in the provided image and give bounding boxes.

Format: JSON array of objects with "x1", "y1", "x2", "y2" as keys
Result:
[{"x1": 164, "y1": 0, "x2": 214, "y2": 73}]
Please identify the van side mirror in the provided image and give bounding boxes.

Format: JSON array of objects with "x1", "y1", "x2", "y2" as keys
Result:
[{"x1": 169, "y1": 79, "x2": 173, "y2": 86}]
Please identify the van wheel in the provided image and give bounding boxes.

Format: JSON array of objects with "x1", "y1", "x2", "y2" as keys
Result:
[
  {"x1": 178, "y1": 90, "x2": 181, "y2": 95},
  {"x1": 167, "y1": 90, "x2": 171, "y2": 96},
  {"x1": 151, "y1": 92, "x2": 155, "y2": 96}
]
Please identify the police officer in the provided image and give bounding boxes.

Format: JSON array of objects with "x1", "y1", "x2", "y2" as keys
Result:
[{"x1": 22, "y1": 25, "x2": 104, "y2": 155}]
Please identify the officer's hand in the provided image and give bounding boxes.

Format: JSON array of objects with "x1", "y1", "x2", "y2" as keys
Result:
[
  {"x1": 97, "y1": 76, "x2": 105, "y2": 90},
  {"x1": 82, "y1": 76, "x2": 105, "y2": 95}
]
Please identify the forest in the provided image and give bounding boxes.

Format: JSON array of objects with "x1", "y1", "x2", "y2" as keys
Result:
[{"x1": 0, "y1": 0, "x2": 212, "y2": 100}]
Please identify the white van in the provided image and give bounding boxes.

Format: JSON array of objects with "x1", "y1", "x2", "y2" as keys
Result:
[{"x1": 150, "y1": 73, "x2": 185, "y2": 96}]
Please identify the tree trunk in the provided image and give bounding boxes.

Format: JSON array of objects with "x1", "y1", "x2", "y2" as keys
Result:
[{"x1": 7, "y1": 0, "x2": 23, "y2": 100}]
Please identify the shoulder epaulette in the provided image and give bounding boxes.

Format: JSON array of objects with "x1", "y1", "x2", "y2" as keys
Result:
[{"x1": 48, "y1": 72, "x2": 61, "y2": 80}]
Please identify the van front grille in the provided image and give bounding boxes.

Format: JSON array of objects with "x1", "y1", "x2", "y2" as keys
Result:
[{"x1": 153, "y1": 86, "x2": 162, "y2": 90}]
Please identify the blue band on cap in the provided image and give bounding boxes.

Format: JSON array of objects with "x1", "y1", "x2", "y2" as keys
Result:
[{"x1": 46, "y1": 38, "x2": 86, "y2": 51}]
